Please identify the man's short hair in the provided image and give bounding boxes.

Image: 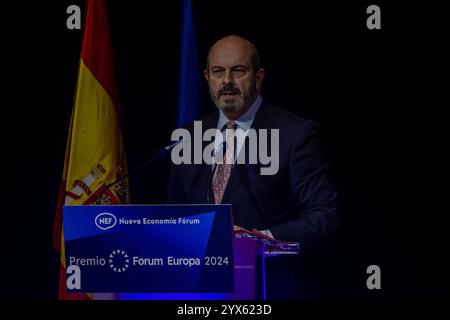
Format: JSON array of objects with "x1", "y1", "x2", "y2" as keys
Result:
[{"x1": 206, "y1": 36, "x2": 261, "y2": 72}]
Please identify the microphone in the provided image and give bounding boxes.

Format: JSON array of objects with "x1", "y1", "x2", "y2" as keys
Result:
[
  {"x1": 96, "y1": 139, "x2": 184, "y2": 205},
  {"x1": 206, "y1": 163, "x2": 219, "y2": 204}
]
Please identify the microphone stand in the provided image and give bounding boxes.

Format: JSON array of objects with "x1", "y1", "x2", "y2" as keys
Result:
[{"x1": 96, "y1": 140, "x2": 182, "y2": 205}]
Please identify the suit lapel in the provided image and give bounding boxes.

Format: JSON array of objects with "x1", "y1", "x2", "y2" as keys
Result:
[
  {"x1": 189, "y1": 111, "x2": 219, "y2": 203},
  {"x1": 248, "y1": 100, "x2": 276, "y2": 130}
]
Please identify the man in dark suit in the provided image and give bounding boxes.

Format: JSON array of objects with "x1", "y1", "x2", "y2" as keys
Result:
[{"x1": 167, "y1": 35, "x2": 341, "y2": 299}]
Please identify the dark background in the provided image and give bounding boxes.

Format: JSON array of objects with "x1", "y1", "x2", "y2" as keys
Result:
[{"x1": 7, "y1": 1, "x2": 449, "y2": 299}]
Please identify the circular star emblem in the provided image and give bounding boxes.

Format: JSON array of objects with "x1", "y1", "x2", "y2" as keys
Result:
[{"x1": 109, "y1": 249, "x2": 130, "y2": 273}]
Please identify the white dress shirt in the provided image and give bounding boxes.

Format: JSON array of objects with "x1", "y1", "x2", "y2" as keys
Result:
[{"x1": 213, "y1": 94, "x2": 262, "y2": 163}]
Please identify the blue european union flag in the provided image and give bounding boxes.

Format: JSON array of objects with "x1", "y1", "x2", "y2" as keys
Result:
[{"x1": 177, "y1": 0, "x2": 201, "y2": 127}]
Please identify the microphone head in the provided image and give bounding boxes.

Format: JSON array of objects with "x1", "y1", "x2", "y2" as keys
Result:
[
  {"x1": 159, "y1": 138, "x2": 185, "y2": 159},
  {"x1": 158, "y1": 147, "x2": 170, "y2": 159}
]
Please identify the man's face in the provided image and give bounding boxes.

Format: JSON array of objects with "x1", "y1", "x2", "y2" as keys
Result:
[{"x1": 205, "y1": 41, "x2": 264, "y2": 118}]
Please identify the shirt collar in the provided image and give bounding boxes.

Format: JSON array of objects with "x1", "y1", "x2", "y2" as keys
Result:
[{"x1": 217, "y1": 95, "x2": 262, "y2": 131}]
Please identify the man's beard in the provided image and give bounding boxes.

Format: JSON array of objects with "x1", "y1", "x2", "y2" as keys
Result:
[{"x1": 210, "y1": 82, "x2": 257, "y2": 113}]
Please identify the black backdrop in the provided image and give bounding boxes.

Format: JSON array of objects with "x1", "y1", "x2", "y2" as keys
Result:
[{"x1": 7, "y1": 1, "x2": 449, "y2": 299}]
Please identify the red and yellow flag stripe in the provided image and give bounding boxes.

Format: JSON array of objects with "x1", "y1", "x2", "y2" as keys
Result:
[{"x1": 53, "y1": 0, "x2": 129, "y2": 300}]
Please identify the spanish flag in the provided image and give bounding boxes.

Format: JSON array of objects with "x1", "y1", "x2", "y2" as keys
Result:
[{"x1": 53, "y1": 0, "x2": 129, "y2": 300}]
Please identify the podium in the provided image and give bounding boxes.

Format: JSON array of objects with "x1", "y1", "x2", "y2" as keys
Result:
[
  {"x1": 63, "y1": 205, "x2": 299, "y2": 300},
  {"x1": 226, "y1": 230, "x2": 300, "y2": 300}
]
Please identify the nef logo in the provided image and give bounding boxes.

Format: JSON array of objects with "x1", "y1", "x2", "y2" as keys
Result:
[{"x1": 95, "y1": 212, "x2": 117, "y2": 230}]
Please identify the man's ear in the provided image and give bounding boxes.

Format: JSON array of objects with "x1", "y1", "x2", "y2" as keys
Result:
[
  {"x1": 255, "y1": 68, "x2": 265, "y2": 90},
  {"x1": 204, "y1": 69, "x2": 209, "y2": 81}
]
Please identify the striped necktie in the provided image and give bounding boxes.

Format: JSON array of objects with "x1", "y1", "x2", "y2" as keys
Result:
[{"x1": 212, "y1": 121, "x2": 236, "y2": 204}]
